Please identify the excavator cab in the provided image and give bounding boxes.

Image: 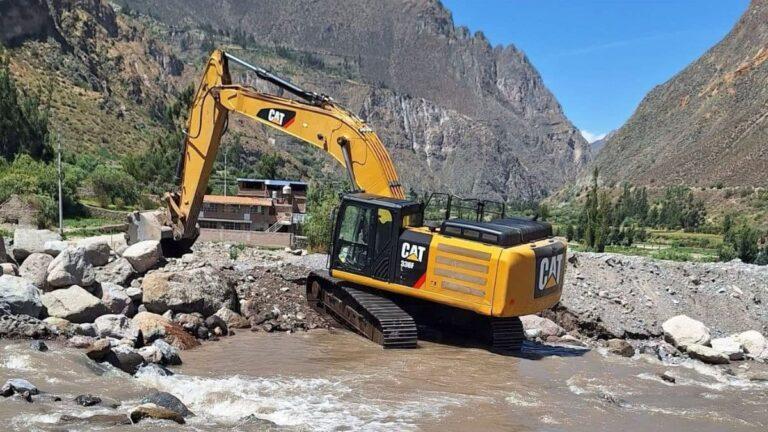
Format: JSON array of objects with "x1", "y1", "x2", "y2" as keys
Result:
[{"x1": 331, "y1": 194, "x2": 424, "y2": 283}]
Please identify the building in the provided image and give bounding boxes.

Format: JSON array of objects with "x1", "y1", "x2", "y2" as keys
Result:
[
  {"x1": 198, "y1": 178, "x2": 308, "y2": 233},
  {"x1": 0, "y1": 195, "x2": 42, "y2": 228}
]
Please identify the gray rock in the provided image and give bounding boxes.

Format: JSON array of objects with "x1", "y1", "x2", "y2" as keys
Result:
[
  {"x1": 152, "y1": 339, "x2": 181, "y2": 365},
  {"x1": 0, "y1": 234, "x2": 7, "y2": 263},
  {"x1": 13, "y1": 229, "x2": 62, "y2": 261},
  {"x1": 85, "y1": 339, "x2": 112, "y2": 361},
  {"x1": 140, "y1": 391, "x2": 193, "y2": 418},
  {"x1": 1, "y1": 378, "x2": 39, "y2": 397},
  {"x1": 42, "y1": 240, "x2": 69, "y2": 257},
  {"x1": 29, "y1": 340, "x2": 48, "y2": 351},
  {"x1": 66, "y1": 335, "x2": 96, "y2": 348},
  {"x1": 0, "y1": 263, "x2": 17, "y2": 275},
  {"x1": 130, "y1": 403, "x2": 185, "y2": 424},
  {"x1": 204, "y1": 314, "x2": 228, "y2": 336},
  {"x1": 46, "y1": 246, "x2": 96, "y2": 288},
  {"x1": 174, "y1": 313, "x2": 203, "y2": 333},
  {"x1": 41, "y1": 285, "x2": 109, "y2": 323},
  {"x1": 215, "y1": 307, "x2": 250, "y2": 329},
  {"x1": 711, "y1": 337, "x2": 744, "y2": 361},
  {"x1": 136, "y1": 363, "x2": 174, "y2": 376},
  {"x1": 123, "y1": 241, "x2": 162, "y2": 273},
  {"x1": 77, "y1": 322, "x2": 98, "y2": 337},
  {"x1": 77, "y1": 237, "x2": 112, "y2": 267},
  {"x1": 662, "y1": 315, "x2": 710, "y2": 348},
  {"x1": 75, "y1": 394, "x2": 102, "y2": 407},
  {"x1": 734, "y1": 331, "x2": 768, "y2": 360},
  {"x1": 100, "y1": 283, "x2": 133, "y2": 315},
  {"x1": 0, "y1": 275, "x2": 43, "y2": 317},
  {"x1": 57, "y1": 414, "x2": 131, "y2": 427},
  {"x1": 0, "y1": 314, "x2": 52, "y2": 338},
  {"x1": 94, "y1": 314, "x2": 139, "y2": 340},
  {"x1": 104, "y1": 345, "x2": 145, "y2": 374},
  {"x1": 43, "y1": 317, "x2": 75, "y2": 334},
  {"x1": 18, "y1": 253, "x2": 53, "y2": 290},
  {"x1": 125, "y1": 286, "x2": 142, "y2": 303},
  {"x1": 520, "y1": 314, "x2": 564, "y2": 339},
  {"x1": 686, "y1": 343, "x2": 730, "y2": 365},
  {"x1": 607, "y1": 339, "x2": 635, "y2": 357},
  {"x1": 141, "y1": 266, "x2": 238, "y2": 317},
  {"x1": 137, "y1": 345, "x2": 163, "y2": 364},
  {"x1": 94, "y1": 258, "x2": 137, "y2": 286}
]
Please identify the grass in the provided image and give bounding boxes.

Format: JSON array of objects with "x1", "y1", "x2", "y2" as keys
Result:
[{"x1": 63, "y1": 216, "x2": 119, "y2": 229}]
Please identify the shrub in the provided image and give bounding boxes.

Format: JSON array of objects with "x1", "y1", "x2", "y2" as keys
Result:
[
  {"x1": 304, "y1": 183, "x2": 341, "y2": 252},
  {"x1": 89, "y1": 165, "x2": 140, "y2": 208},
  {"x1": 717, "y1": 243, "x2": 738, "y2": 262}
]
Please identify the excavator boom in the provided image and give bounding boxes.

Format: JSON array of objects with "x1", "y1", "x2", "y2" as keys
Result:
[{"x1": 160, "y1": 50, "x2": 404, "y2": 242}]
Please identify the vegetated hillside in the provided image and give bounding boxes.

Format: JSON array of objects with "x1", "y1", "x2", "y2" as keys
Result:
[
  {"x1": 590, "y1": 0, "x2": 768, "y2": 188},
  {"x1": 0, "y1": 0, "x2": 185, "y2": 157},
  {"x1": 116, "y1": 0, "x2": 591, "y2": 201}
]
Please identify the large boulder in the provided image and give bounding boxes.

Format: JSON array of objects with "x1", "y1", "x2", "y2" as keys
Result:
[
  {"x1": 214, "y1": 307, "x2": 250, "y2": 329},
  {"x1": 122, "y1": 241, "x2": 162, "y2": 273},
  {"x1": 100, "y1": 283, "x2": 133, "y2": 315},
  {"x1": 41, "y1": 285, "x2": 109, "y2": 323},
  {"x1": 0, "y1": 263, "x2": 17, "y2": 275},
  {"x1": 42, "y1": 240, "x2": 69, "y2": 257},
  {"x1": 686, "y1": 343, "x2": 730, "y2": 365},
  {"x1": 140, "y1": 391, "x2": 192, "y2": 418},
  {"x1": 13, "y1": 229, "x2": 62, "y2": 261},
  {"x1": 94, "y1": 258, "x2": 137, "y2": 286},
  {"x1": 132, "y1": 312, "x2": 199, "y2": 350},
  {"x1": 710, "y1": 337, "x2": 744, "y2": 361},
  {"x1": 0, "y1": 275, "x2": 43, "y2": 317},
  {"x1": 141, "y1": 266, "x2": 238, "y2": 317},
  {"x1": 662, "y1": 315, "x2": 710, "y2": 348},
  {"x1": 1, "y1": 378, "x2": 39, "y2": 397},
  {"x1": 520, "y1": 314, "x2": 564, "y2": 339},
  {"x1": 0, "y1": 314, "x2": 52, "y2": 338},
  {"x1": 18, "y1": 253, "x2": 53, "y2": 290},
  {"x1": 130, "y1": 403, "x2": 185, "y2": 424},
  {"x1": 734, "y1": 331, "x2": 768, "y2": 360},
  {"x1": 104, "y1": 345, "x2": 145, "y2": 374},
  {"x1": 94, "y1": 314, "x2": 139, "y2": 340},
  {"x1": 46, "y1": 246, "x2": 96, "y2": 288},
  {"x1": 77, "y1": 237, "x2": 112, "y2": 267}
]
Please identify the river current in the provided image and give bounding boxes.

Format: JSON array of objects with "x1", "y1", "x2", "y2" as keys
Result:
[{"x1": 1, "y1": 329, "x2": 766, "y2": 431}]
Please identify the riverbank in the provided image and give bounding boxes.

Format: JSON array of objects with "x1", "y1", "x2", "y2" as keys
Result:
[{"x1": 2, "y1": 232, "x2": 768, "y2": 428}]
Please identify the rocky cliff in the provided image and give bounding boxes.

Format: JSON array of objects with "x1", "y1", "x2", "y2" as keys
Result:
[
  {"x1": 117, "y1": 0, "x2": 590, "y2": 201},
  {"x1": 589, "y1": 0, "x2": 768, "y2": 187}
]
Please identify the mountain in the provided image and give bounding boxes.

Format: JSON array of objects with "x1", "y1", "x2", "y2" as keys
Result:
[
  {"x1": 589, "y1": 0, "x2": 768, "y2": 188},
  {"x1": 589, "y1": 130, "x2": 616, "y2": 154},
  {"x1": 2, "y1": 0, "x2": 590, "y2": 201},
  {"x1": 117, "y1": 0, "x2": 591, "y2": 200}
]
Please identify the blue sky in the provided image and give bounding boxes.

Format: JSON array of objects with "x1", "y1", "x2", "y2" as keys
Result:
[{"x1": 442, "y1": 0, "x2": 750, "y2": 142}]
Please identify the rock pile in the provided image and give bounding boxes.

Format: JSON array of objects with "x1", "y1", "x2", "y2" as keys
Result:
[{"x1": 0, "y1": 230, "x2": 331, "y2": 374}]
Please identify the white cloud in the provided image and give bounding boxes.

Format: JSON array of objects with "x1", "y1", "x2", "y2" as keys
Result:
[{"x1": 580, "y1": 130, "x2": 607, "y2": 144}]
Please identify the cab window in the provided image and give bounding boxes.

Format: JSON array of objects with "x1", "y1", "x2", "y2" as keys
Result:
[{"x1": 335, "y1": 204, "x2": 372, "y2": 271}]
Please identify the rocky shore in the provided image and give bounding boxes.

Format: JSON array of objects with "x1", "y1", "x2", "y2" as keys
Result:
[
  {"x1": 0, "y1": 229, "x2": 330, "y2": 425},
  {"x1": 1, "y1": 230, "x2": 767, "y2": 426}
]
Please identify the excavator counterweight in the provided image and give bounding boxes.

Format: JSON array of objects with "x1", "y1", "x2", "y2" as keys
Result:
[{"x1": 127, "y1": 50, "x2": 567, "y2": 352}]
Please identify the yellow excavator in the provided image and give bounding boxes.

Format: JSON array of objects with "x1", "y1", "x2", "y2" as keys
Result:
[{"x1": 128, "y1": 50, "x2": 567, "y2": 351}]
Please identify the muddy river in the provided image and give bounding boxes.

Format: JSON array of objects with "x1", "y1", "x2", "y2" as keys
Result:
[{"x1": 1, "y1": 330, "x2": 766, "y2": 431}]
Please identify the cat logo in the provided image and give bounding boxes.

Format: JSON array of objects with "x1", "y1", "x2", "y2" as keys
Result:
[
  {"x1": 401, "y1": 242, "x2": 426, "y2": 262},
  {"x1": 256, "y1": 108, "x2": 296, "y2": 128},
  {"x1": 536, "y1": 252, "x2": 564, "y2": 297}
]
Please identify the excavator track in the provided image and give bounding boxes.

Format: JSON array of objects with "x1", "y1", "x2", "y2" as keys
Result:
[
  {"x1": 306, "y1": 271, "x2": 417, "y2": 349},
  {"x1": 486, "y1": 317, "x2": 525, "y2": 353}
]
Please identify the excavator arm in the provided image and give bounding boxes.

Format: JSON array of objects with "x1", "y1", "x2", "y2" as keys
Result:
[{"x1": 163, "y1": 50, "x2": 405, "y2": 242}]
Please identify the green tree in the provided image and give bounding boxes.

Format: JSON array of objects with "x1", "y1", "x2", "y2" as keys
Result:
[
  {"x1": 304, "y1": 182, "x2": 341, "y2": 252},
  {"x1": 257, "y1": 153, "x2": 283, "y2": 179},
  {"x1": 90, "y1": 166, "x2": 140, "y2": 208}
]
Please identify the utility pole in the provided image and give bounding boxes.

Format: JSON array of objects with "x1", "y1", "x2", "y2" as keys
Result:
[
  {"x1": 56, "y1": 133, "x2": 63, "y2": 235},
  {"x1": 223, "y1": 146, "x2": 228, "y2": 196}
]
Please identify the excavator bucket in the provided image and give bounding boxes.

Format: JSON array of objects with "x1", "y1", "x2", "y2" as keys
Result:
[{"x1": 125, "y1": 210, "x2": 197, "y2": 257}]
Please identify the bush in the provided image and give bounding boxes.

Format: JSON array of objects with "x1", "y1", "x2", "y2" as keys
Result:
[
  {"x1": 0, "y1": 154, "x2": 79, "y2": 216},
  {"x1": 717, "y1": 243, "x2": 738, "y2": 262},
  {"x1": 652, "y1": 248, "x2": 693, "y2": 262},
  {"x1": 90, "y1": 165, "x2": 140, "y2": 208},
  {"x1": 304, "y1": 183, "x2": 341, "y2": 252}
]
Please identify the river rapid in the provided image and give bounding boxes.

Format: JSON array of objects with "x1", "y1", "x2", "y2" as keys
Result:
[{"x1": 1, "y1": 329, "x2": 767, "y2": 431}]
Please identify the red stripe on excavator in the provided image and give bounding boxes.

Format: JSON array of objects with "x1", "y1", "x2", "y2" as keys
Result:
[
  {"x1": 413, "y1": 273, "x2": 426, "y2": 289},
  {"x1": 283, "y1": 117, "x2": 295, "y2": 128}
]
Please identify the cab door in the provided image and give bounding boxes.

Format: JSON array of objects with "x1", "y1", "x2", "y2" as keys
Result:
[{"x1": 331, "y1": 202, "x2": 373, "y2": 275}]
